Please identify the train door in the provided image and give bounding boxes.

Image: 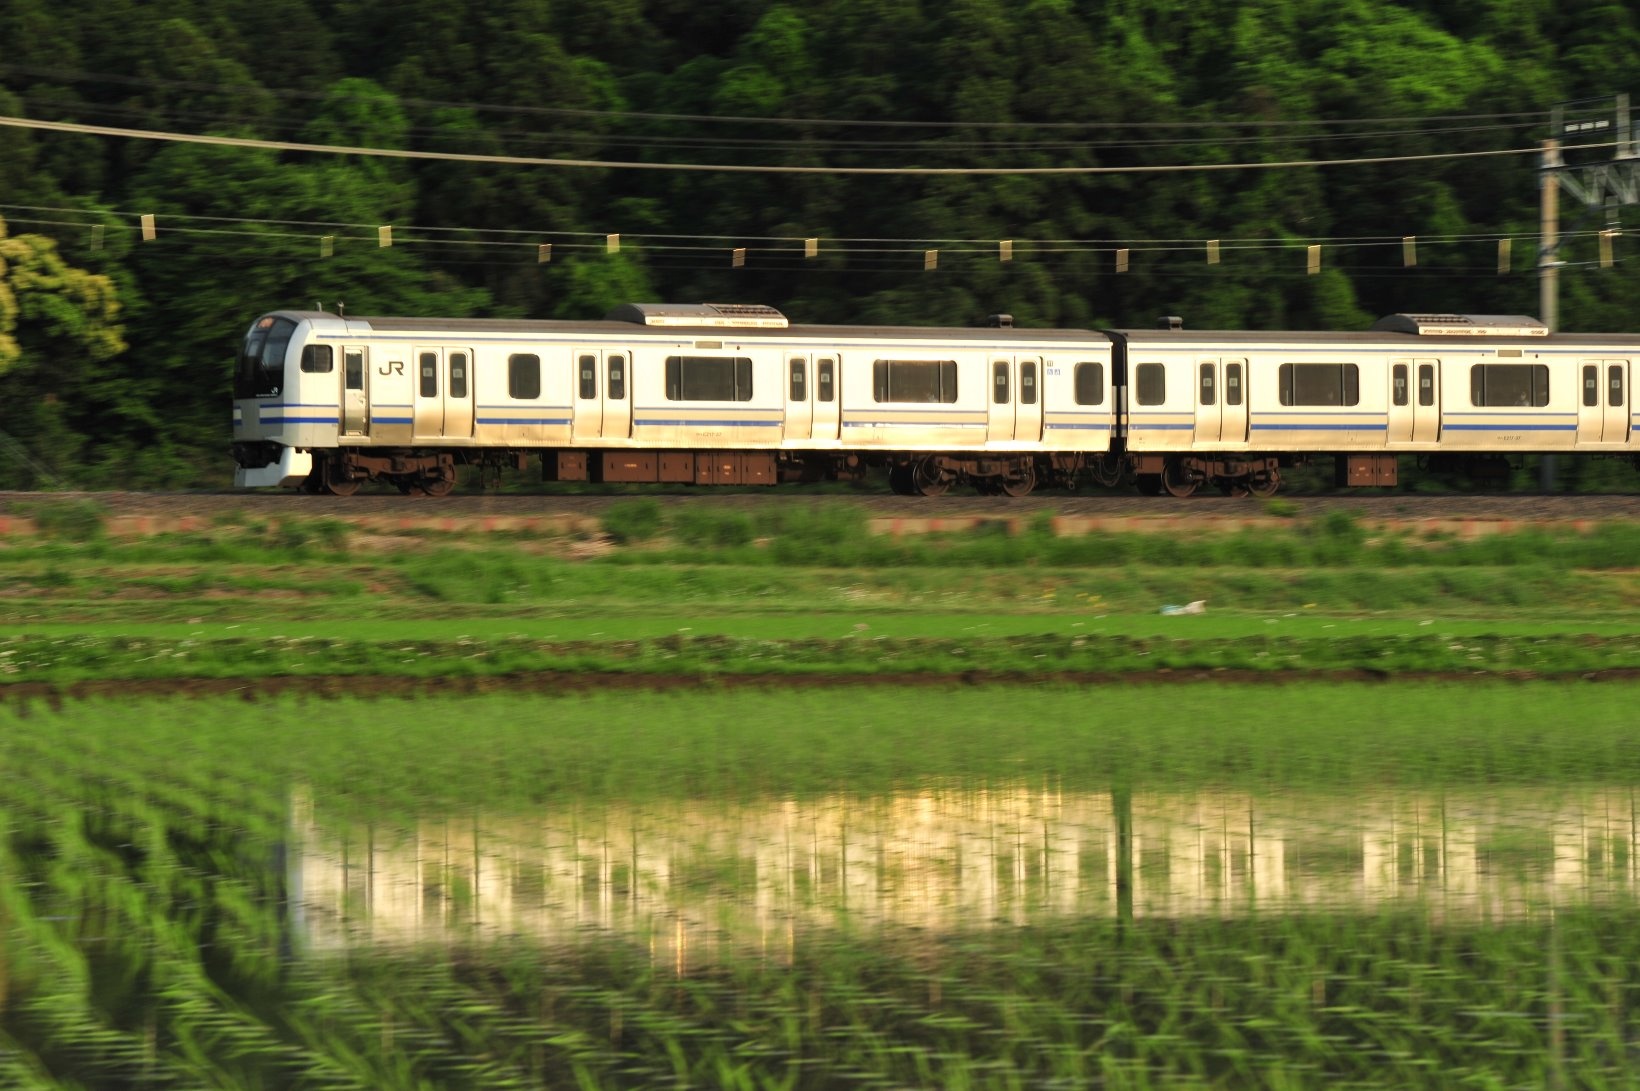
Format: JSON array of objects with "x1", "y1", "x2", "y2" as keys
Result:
[
  {"x1": 812, "y1": 356, "x2": 840, "y2": 440},
  {"x1": 987, "y1": 357, "x2": 1015, "y2": 442},
  {"x1": 341, "y1": 345, "x2": 368, "y2": 436},
  {"x1": 786, "y1": 354, "x2": 813, "y2": 440},
  {"x1": 1413, "y1": 359, "x2": 1440, "y2": 442},
  {"x1": 1015, "y1": 357, "x2": 1043, "y2": 441},
  {"x1": 411, "y1": 346, "x2": 473, "y2": 439},
  {"x1": 1221, "y1": 359, "x2": 1248, "y2": 444},
  {"x1": 1193, "y1": 358, "x2": 1222, "y2": 443},
  {"x1": 604, "y1": 350, "x2": 631, "y2": 439},
  {"x1": 1578, "y1": 359, "x2": 1630, "y2": 442},
  {"x1": 572, "y1": 348, "x2": 603, "y2": 439}
]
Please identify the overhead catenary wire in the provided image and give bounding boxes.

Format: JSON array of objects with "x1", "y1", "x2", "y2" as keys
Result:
[{"x1": 0, "y1": 114, "x2": 1587, "y2": 176}]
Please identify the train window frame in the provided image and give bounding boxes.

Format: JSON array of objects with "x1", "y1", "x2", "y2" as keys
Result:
[
  {"x1": 508, "y1": 353, "x2": 541, "y2": 400},
  {"x1": 665, "y1": 355, "x2": 754, "y2": 402},
  {"x1": 993, "y1": 361, "x2": 1009, "y2": 404},
  {"x1": 1021, "y1": 361, "x2": 1037, "y2": 405},
  {"x1": 1393, "y1": 364, "x2": 1409, "y2": 407},
  {"x1": 1278, "y1": 363, "x2": 1359, "y2": 407},
  {"x1": 609, "y1": 353, "x2": 626, "y2": 401},
  {"x1": 1418, "y1": 363, "x2": 1435, "y2": 407},
  {"x1": 1584, "y1": 365, "x2": 1600, "y2": 407},
  {"x1": 872, "y1": 360, "x2": 958, "y2": 404},
  {"x1": 449, "y1": 350, "x2": 469, "y2": 399},
  {"x1": 345, "y1": 350, "x2": 366, "y2": 392},
  {"x1": 817, "y1": 359, "x2": 835, "y2": 402},
  {"x1": 1073, "y1": 362, "x2": 1104, "y2": 405},
  {"x1": 1198, "y1": 363, "x2": 1215, "y2": 406},
  {"x1": 300, "y1": 344, "x2": 334, "y2": 374},
  {"x1": 1470, "y1": 363, "x2": 1548, "y2": 408},
  {"x1": 1134, "y1": 363, "x2": 1165, "y2": 406},
  {"x1": 1226, "y1": 362, "x2": 1243, "y2": 406},
  {"x1": 789, "y1": 357, "x2": 806, "y2": 402},
  {"x1": 1609, "y1": 364, "x2": 1623, "y2": 407},
  {"x1": 579, "y1": 354, "x2": 598, "y2": 400},
  {"x1": 419, "y1": 351, "x2": 439, "y2": 398}
]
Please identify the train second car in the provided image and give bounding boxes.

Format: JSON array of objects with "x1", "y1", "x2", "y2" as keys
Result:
[{"x1": 230, "y1": 305, "x2": 1639, "y2": 497}]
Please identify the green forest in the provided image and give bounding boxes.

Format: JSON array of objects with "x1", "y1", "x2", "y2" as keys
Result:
[{"x1": 1, "y1": 0, "x2": 1637, "y2": 487}]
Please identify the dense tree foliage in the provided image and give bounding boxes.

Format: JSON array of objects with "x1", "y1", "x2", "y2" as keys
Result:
[{"x1": 0, "y1": 0, "x2": 1635, "y2": 485}]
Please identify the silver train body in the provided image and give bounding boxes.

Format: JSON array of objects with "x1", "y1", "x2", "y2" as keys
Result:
[{"x1": 231, "y1": 304, "x2": 1639, "y2": 497}]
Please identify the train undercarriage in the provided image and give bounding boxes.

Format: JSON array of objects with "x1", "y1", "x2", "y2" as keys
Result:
[{"x1": 233, "y1": 443, "x2": 1446, "y2": 498}]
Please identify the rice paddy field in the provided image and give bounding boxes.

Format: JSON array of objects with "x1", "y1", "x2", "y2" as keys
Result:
[{"x1": 4, "y1": 498, "x2": 1640, "y2": 1088}]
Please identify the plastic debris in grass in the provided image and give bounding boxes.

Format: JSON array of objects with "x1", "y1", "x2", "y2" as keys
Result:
[{"x1": 1160, "y1": 600, "x2": 1207, "y2": 616}]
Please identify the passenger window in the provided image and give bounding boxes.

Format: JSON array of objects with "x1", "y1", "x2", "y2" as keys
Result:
[
  {"x1": 790, "y1": 358, "x2": 806, "y2": 401},
  {"x1": 1073, "y1": 362, "x2": 1104, "y2": 405},
  {"x1": 301, "y1": 345, "x2": 334, "y2": 373},
  {"x1": 579, "y1": 354, "x2": 597, "y2": 400},
  {"x1": 1199, "y1": 363, "x2": 1215, "y2": 406},
  {"x1": 1135, "y1": 363, "x2": 1165, "y2": 406},
  {"x1": 609, "y1": 354, "x2": 626, "y2": 400},
  {"x1": 1585, "y1": 365, "x2": 1599, "y2": 407},
  {"x1": 1418, "y1": 364, "x2": 1435, "y2": 406},
  {"x1": 345, "y1": 350, "x2": 365, "y2": 391},
  {"x1": 449, "y1": 351, "x2": 468, "y2": 399},
  {"x1": 993, "y1": 361, "x2": 1009, "y2": 404},
  {"x1": 818, "y1": 359, "x2": 835, "y2": 402},
  {"x1": 1611, "y1": 364, "x2": 1625, "y2": 406},
  {"x1": 508, "y1": 353, "x2": 540, "y2": 399},
  {"x1": 1470, "y1": 364, "x2": 1548, "y2": 407},
  {"x1": 1021, "y1": 361, "x2": 1037, "y2": 405},
  {"x1": 1393, "y1": 364, "x2": 1408, "y2": 407},
  {"x1": 419, "y1": 352, "x2": 438, "y2": 398},
  {"x1": 1226, "y1": 362, "x2": 1243, "y2": 406}
]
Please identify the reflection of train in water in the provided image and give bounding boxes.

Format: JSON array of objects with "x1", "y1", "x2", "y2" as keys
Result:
[
  {"x1": 232, "y1": 305, "x2": 1639, "y2": 498},
  {"x1": 293, "y1": 787, "x2": 1640, "y2": 958}
]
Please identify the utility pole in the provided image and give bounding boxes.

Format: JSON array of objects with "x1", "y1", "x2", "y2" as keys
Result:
[
  {"x1": 1540, "y1": 139, "x2": 1559, "y2": 491},
  {"x1": 1536, "y1": 96, "x2": 1639, "y2": 492}
]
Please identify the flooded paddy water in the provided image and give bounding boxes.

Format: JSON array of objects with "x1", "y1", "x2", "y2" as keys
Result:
[
  {"x1": 8, "y1": 686, "x2": 1640, "y2": 1087},
  {"x1": 297, "y1": 783, "x2": 1640, "y2": 962}
]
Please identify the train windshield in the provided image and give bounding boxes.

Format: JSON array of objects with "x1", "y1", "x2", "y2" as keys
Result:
[{"x1": 235, "y1": 315, "x2": 296, "y2": 398}]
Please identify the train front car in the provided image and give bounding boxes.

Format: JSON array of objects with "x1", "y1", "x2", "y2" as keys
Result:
[{"x1": 231, "y1": 311, "x2": 345, "y2": 488}]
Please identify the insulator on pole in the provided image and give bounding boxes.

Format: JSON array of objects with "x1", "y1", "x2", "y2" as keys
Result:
[
  {"x1": 1402, "y1": 236, "x2": 1416, "y2": 267},
  {"x1": 732, "y1": 247, "x2": 746, "y2": 267},
  {"x1": 1207, "y1": 239, "x2": 1219, "y2": 265},
  {"x1": 1115, "y1": 248, "x2": 1129, "y2": 273},
  {"x1": 1306, "y1": 244, "x2": 1321, "y2": 274},
  {"x1": 378, "y1": 225, "x2": 392, "y2": 247},
  {"x1": 140, "y1": 214, "x2": 156, "y2": 241},
  {"x1": 537, "y1": 243, "x2": 552, "y2": 263}
]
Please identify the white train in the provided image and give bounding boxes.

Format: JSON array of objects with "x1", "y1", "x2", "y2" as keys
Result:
[{"x1": 231, "y1": 304, "x2": 1638, "y2": 497}]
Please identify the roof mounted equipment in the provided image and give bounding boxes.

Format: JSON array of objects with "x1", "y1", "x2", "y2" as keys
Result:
[
  {"x1": 1372, "y1": 313, "x2": 1548, "y2": 337},
  {"x1": 605, "y1": 302, "x2": 789, "y2": 328}
]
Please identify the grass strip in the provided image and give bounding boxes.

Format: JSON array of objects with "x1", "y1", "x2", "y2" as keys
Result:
[{"x1": 6, "y1": 631, "x2": 1640, "y2": 685}]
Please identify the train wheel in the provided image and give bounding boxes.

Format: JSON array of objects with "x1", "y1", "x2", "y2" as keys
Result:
[
  {"x1": 1135, "y1": 474, "x2": 1164, "y2": 496},
  {"x1": 419, "y1": 468, "x2": 456, "y2": 497},
  {"x1": 325, "y1": 477, "x2": 361, "y2": 497},
  {"x1": 1247, "y1": 469, "x2": 1282, "y2": 498},
  {"x1": 998, "y1": 462, "x2": 1037, "y2": 497},
  {"x1": 911, "y1": 457, "x2": 953, "y2": 497},
  {"x1": 1161, "y1": 460, "x2": 1198, "y2": 498}
]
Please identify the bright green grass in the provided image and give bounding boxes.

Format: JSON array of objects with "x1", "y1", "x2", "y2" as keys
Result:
[{"x1": 5, "y1": 684, "x2": 1637, "y2": 809}]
